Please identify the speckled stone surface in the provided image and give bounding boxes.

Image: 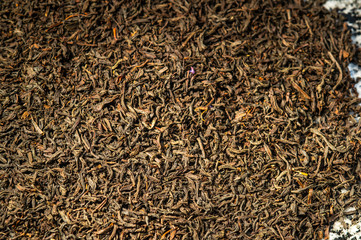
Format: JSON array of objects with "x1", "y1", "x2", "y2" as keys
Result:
[{"x1": 324, "y1": 1, "x2": 361, "y2": 240}]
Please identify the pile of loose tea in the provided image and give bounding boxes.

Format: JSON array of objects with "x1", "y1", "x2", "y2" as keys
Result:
[{"x1": 1, "y1": 0, "x2": 361, "y2": 239}]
